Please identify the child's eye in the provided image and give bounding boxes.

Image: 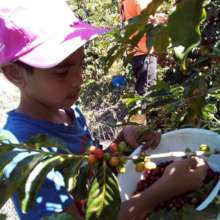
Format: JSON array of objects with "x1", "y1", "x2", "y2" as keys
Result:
[{"x1": 55, "y1": 67, "x2": 69, "y2": 77}]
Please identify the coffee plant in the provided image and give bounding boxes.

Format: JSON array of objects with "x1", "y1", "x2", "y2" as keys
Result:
[
  {"x1": 117, "y1": 0, "x2": 220, "y2": 133},
  {"x1": 1, "y1": 0, "x2": 220, "y2": 219},
  {"x1": 0, "y1": 130, "x2": 157, "y2": 220},
  {"x1": 1, "y1": 130, "x2": 220, "y2": 220}
]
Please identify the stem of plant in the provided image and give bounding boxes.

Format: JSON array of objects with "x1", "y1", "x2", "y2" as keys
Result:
[{"x1": 126, "y1": 150, "x2": 219, "y2": 161}]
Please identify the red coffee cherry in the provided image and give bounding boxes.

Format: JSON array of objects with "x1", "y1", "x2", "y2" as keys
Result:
[
  {"x1": 109, "y1": 142, "x2": 118, "y2": 152},
  {"x1": 88, "y1": 145, "x2": 96, "y2": 154},
  {"x1": 87, "y1": 154, "x2": 97, "y2": 166},
  {"x1": 109, "y1": 156, "x2": 120, "y2": 167},
  {"x1": 94, "y1": 148, "x2": 104, "y2": 159}
]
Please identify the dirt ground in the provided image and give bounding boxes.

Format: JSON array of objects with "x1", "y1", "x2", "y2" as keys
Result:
[
  {"x1": 0, "y1": 73, "x2": 19, "y2": 219},
  {"x1": 0, "y1": 74, "x2": 20, "y2": 128}
]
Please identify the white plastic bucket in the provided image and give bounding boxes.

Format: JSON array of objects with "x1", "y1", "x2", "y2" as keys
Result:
[{"x1": 118, "y1": 128, "x2": 220, "y2": 202}]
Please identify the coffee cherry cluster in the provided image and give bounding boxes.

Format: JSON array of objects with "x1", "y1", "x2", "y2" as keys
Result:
[
  {"x1": 87, "y1": 145, "x2": 104, "y2": 165},
  {"x1": 86, "y1": 140, "x2": 159, "y2": 175},
  {"x1": 108, "y1": 141, "x2": 135, "y2": 172},
  {"x1": 134, "y1": 161, "x2": 219, "y2": 212},
  {"x1": 86, "y1": 141, "x2": 133, "y2": 172},
  {"x1": 78, "y1": 141, "x2": 134, "y2": 215}
]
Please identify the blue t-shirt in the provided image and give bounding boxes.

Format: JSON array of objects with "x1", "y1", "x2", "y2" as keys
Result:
[{"x1": 3, "y1": 106, "x2": 93, "y2": 220}]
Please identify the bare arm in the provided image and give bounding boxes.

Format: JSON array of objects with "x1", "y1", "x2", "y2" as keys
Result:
[
  {"x1": 119, "y1": 157, "x2": 208, "y2": 220},
  {"x1": 119, "y1": 178, "x2": 176, "y2": 220},
  {"x1": 63, "y1": 157, "x2": 207, "y2": 220}
]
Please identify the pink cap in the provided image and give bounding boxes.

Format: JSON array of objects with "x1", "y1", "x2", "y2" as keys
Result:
[{"x1": 0, "y1": 0, "x2": 108, "y2": 68}]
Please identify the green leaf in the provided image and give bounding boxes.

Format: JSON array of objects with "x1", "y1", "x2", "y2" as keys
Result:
[
  {"x1": 41, "y1": 213, "x2": 75, "y2": 220},
  {"x1": 202, "y1": 104, "x2": 217, "y2": 120},
  {"x1": 73, "y1": 164, "x2": 91, "y2": 201},
  {"x1": 26, "y1": 134, "x2": 71, "y2": 153},
  {"x1": 120, "y1": 0, "x2": 163, "y2": 41},
  {"x1": 0, "y1": 143, "x2": 16, "y2": 153},
  {"x1": 170, "y1": 85, "x2": 184, "y2": 98},
  {"x1": 0, "y1": 150, "x2": 23, "y2": 179},
  {"x1": 168, "y1": 0, "x2": 207, "y2": 60},
  {"x1": 0, "y1": 153, "x2": 45, "y2": 208},
  {"x1": 0, "y1": 214, "x2": 7, "y2": 220},
  {"x1": 121, "y1": 0, "x2": 163, "y2": 45},
  {"x1": 153, "y1": 25, "x2": 170, "y2": 54},
  {"x1": 0, "y1": 129, "x2": 19, "y2": 144},
  {"x1": 209, "y1": 88, "x2": 220, "y2": 100},
  {"x1": 128, "y1": 27, "x2": 149, "y2": 50},
  {"x1": 21, "y1": 155, "x2": 67, "y2": 212},
  {"x1": 105, "y1": 44, "x2": 126, "y2": 70},
  {"x1": 16, "y1": 154, "x2": 47, "y2": 201},
  {"x1": 105, "y1": 0, "x2": 163, "y2": 71},
  {"x1": 140, "y1": 0, "x2": 163, "y2": 17},
  {"x1": 85, "y1": 162, "x2": 121, "y2": 220},
  {"x1": 122, "y1": 96, "x2": 142, "y2": 108},
  {"x1": 213, "y1": 40, "x2": 220, "y2": 56},
  {"x1": 146, "y1": 25, "x2": 154, "y2": 52},
  {"x1": 62, "y1": 159, "x2": 83, "y2": 193}
]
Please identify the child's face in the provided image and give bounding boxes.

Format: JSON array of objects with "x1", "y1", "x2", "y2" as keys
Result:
[{"x1": 21, "y1": 47, "x2": 84, "y2": 109}]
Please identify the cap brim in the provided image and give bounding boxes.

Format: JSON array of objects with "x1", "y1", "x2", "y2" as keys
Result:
[{"x1": 18, "y1": 21, "x2": 108, "y2": 68}]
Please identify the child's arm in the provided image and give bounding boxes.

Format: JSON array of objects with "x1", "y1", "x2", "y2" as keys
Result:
[{"x1": 118, "y1": 156, "x2": 208, "y2": 220}]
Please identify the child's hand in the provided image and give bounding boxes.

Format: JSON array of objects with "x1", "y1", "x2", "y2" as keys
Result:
[
  {"x1": 160, "y1": 156, "x2": 208, "y2": 197},
  {"x1": 115, "y1": 125, "x2": 161, "y2": 150},
  {"x1": 119, "y1": 157, "x2": 207, "y2": 220}
]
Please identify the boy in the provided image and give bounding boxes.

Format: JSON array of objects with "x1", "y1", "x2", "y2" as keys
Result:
[{"x1": 0, "y1": 0, "x2": 207, "y2": 219}]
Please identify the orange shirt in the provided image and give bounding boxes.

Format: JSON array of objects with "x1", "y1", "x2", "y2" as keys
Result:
[{"x1": 121, "y1": 0, "x2": 148, "y2": 56}]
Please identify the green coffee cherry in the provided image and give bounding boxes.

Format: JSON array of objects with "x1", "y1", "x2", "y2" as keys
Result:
[
  {"x1": 103, "y1": 152, "x2": 111, "y2": 161},
  {"x1": 199, "y1": 144, "x2": 210, "y2": 152},
  {"x1": 185, "y1": 147, "x2": 192, "y2": 153},
  {"x1": 118, "y1": 141, "x2": 132, "y2": 153}
]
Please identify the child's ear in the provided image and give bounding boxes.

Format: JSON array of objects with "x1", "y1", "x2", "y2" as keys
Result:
[{"x1": 1, "y1": 64, "x2": 26, "y2": 88}]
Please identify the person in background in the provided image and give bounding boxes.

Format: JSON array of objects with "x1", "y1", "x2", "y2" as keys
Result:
[
  {"x1": 0, "y1": 0, "x2": 207, "y2": 219},
  {"x1": 120, "y1": 0, "x2": 167, "y2": 95}
]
